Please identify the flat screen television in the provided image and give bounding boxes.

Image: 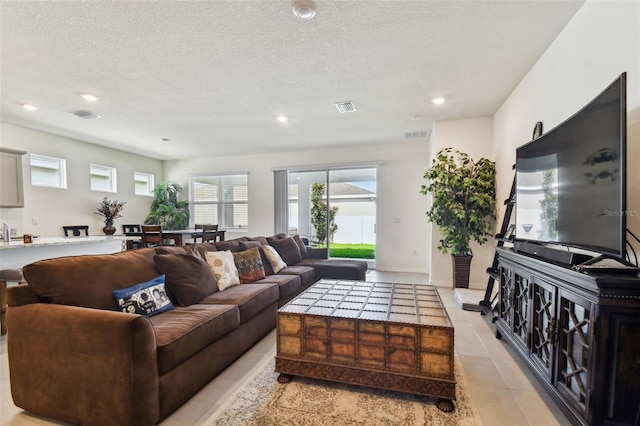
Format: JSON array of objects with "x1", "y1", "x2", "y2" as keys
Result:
[{"x1": 515, "y1": 72, "x2": 627, "y2": 260}]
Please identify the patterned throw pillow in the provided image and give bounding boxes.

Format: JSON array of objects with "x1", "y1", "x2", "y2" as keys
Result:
[
  {"x1": 205, "y1": 250, "x2": 240, "y2": 291},
  {"x1": 112, "y1": 275, "x2": 174, "y2": 317},
  {"x1": 232, "y1": 247, "x2": 266, "y2": 283},
  {"x1": 263, "y1": 245, "x2": 287, "y2": 274}
]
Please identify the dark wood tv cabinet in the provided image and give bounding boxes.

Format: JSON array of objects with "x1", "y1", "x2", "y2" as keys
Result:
[{"x1": 495, "y1": 247, "x2": 640, "y2": 426}]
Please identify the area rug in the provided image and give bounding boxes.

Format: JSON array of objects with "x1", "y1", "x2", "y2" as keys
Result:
[{"x1": 202, "y1": 355, "x2": 482, "y2": 426}]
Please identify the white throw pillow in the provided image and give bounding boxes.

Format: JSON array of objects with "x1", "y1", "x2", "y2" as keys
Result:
[
  {"x1": 263, "y1": 245, "x2": 287, "y2": 273},
  {"x1": 205, "y1": 250, "x2": 240, "y2": 291}
]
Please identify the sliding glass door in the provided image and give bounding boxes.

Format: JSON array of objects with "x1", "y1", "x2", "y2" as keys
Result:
[{"x1": 287, "y1": 167, "x2": 376, "y2": 261}]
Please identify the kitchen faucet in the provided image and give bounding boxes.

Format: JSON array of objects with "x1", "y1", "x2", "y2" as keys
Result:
[{"x1": 0, "y1": 220, "x2": 11, "y2": 242}]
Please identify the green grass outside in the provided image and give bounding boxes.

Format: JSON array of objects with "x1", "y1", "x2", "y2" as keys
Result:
[{"x1": 328, "y1": 243, "x2": 375, "y2": 259}]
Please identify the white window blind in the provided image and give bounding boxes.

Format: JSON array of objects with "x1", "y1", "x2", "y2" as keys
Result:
[
  {"x1": 90, "y1": 164, "x2": 117, "y2": 193},
  {"x1": 190, "y1": 174, "x2": 248, "y2": 230},
  {"x1": 30, "y1": 154, "x2": 67, "y2": 188},
  {"x1": 134, "y1": 172, "x2": 155, "y2": 196}
]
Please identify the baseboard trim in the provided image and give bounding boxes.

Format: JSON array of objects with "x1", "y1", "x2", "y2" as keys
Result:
[{"x1": 372, "y1": 267, "x2": 428, "y2": 274}]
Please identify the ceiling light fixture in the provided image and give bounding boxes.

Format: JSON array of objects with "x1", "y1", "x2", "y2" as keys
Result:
[
  {"x1": 292, "y1": 0, "x2": 316, "y2": 20},
  {"x1": 81, "y1": 93, "x2": 99, "y2": 102},
  {"x1": 161, "y1": 138, "x2": 171, "y2": 142},
  {"x1": 276, "y1": 115, "x2": 289, "y2": 123},
  {"x1": 431, "y1": 97, "x2": 446, "y2": 105},
  {"x1": 22, "y1": 103, "x2": 39, "y2": 111}
]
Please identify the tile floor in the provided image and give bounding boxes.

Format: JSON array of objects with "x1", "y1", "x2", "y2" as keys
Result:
[{"x1": 0, "y1": 271, "x2": 571, "y2": 426}]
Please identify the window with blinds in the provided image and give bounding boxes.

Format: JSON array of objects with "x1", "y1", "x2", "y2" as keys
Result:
[
  {"x1": 90, "y1": 164, "x2": 117, "y2": 193},
  {"x1": 189, "y1": 174, "x2": 248, "y2": 230},
  {"x1": 30, "y1": 153, "x2": 67, "y2": 188},
  {"x1": 134, "y1": 172, "x2": 155, "y2": 196}
]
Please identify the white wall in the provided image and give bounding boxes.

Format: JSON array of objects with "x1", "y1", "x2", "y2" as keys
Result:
[
  {"x1": 164, "y1": 140, "x2": 430, "y2": 273},
  {"x1": 492, "y1": 0, "x2": 640, "y2": 259},
  {"x1": 428, "y1": 117, "x2": 495, "y2": 287},
  {"x1": 0, "y1": 122, "x2": 163, "y2": 236}
]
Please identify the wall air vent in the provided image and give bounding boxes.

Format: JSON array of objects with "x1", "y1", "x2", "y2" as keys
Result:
[
  {"x1": 405, "y1": 131, "x2": 428, "y2": 139},
  {"x1": 335, "y1": 101, "x2": 356, "y2": 113},
  {"x1": 71, "y1": 110, "x2": 101, "y2": 119}
]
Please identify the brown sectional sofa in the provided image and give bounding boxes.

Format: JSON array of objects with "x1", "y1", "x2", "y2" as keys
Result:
[{"x1": 6, "y1": 235, "x2": 366, "y2": 426}]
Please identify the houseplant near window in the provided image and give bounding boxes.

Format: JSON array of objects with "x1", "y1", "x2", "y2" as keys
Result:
[
  {"x1": 95, "y1": 197, "x2": 126, "y2": 235},
  {"x1": 420, "y1": 148, "x2": 496, "y2": 288},
  {"x1": 144, "y1": 182, "x2": 190, "y2": 230}
]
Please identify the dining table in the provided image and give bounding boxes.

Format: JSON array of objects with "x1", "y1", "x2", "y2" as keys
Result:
[{"x1": 123, "y1": 229, "x2": 226, "y2": 246}]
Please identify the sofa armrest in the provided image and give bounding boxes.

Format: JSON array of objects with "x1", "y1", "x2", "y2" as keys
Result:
[
  {"x1": 7, "y1": 283, "x2": 41, "y2": 306},
  {"x1": 7, "y1": 303, "x2": 159, "y2": 426},
  {"x1": 306, "y1": 247, "x2": 328, "y2": 259}
]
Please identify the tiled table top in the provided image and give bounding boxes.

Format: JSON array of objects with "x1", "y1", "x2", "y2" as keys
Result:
[{"x1": 279, "y1": 279, "x2": 451, "y2": 327}]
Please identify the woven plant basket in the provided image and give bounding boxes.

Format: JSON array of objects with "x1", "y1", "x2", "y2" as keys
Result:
[{"x1": 451, "y1": 254, "x2": 472, "y2": 288}]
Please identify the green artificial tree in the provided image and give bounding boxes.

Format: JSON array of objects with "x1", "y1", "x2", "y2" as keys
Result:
[{"x1": 420, "y1": 148, "x2": 496, "y2": 287}]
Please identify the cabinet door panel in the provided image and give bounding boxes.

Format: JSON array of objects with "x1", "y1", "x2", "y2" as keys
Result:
[
  {"x1": 556, "y1": 290, "x2": 593, "y2": 420},
  {"x1": 499, "y1": 266, "x2": 513, "y2": 326},
  {"x1": 512, "y1": 271, "x2": 530, "y2": 350},
  {"x1": 530, "y1": 278, "x2": 556, "y2": 381}
]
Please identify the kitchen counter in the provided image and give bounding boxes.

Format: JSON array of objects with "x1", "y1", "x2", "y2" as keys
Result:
[{"x1": 0, "y1": 236, "x2": 129, "y2": 270}]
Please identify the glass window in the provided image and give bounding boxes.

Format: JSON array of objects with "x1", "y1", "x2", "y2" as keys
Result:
[
  {"x1": 190, "y1": 174, "x2": 248, "y2": 230},
  {"x1": 90, "y1": 164, "x2": 117, "y2": 193},
  {"x1": 134, "y1": 172, "x2": 155, "y2": 196},
  {"x1": 30, "y1": 154, "x2": 67, "y2": 188}
]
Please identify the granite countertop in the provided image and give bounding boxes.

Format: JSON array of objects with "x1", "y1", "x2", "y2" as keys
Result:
[{"x1": 0, "y1": 236, "x2": 131, "y2": 250}]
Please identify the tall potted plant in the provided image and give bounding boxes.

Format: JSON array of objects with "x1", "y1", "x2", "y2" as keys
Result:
[
  {"x1": 420, "y1": 148, "x2": 496, "y2": 288},
  {"x1": 144, "y1": 182, "x2": 190, "y2": 230}
]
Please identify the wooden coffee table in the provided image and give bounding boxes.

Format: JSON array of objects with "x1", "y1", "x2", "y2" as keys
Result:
[{"x1": 275, "y1": 279, "x2": 456, "y2": 411}]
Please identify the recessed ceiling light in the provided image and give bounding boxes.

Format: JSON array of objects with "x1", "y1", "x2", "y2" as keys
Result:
[
  {"x1": 81, "y1": 93, "x2": 99, "y2": 102},
  {"x1": 292, "y1": 0, "x2": 316, "y2": 20},
  {"x1": 161, "y1": 138, "x2": 171, "y2": 142},
  {"x1": 22, "y1": 103, "x2": 39, "y2": 111},
  {"x1": 431, "y1": 97, "x2": 446, "y2": 105},
  {"x1": 276, "y1": 115, "x2": 288, "y2": 123}
]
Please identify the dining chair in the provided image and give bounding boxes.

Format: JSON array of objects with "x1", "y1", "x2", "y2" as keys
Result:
[
  {"x1": 201, "y1": 224, "x2": 219, "y2": 243},
  {"x1": 63, "y1": 225, "x2": 89, "y2": 237},
  {"x1": 122, "y1": 224, "x2": 142, "y2": 249},
  {"x1": 141, "y1": 225, "x2": 164, "y2": 247},
  {"x1": 122, "y1": 224, "x2": 141, "y2": 233}
]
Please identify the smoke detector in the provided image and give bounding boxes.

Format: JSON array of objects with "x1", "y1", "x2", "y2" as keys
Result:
[{"x1": 292, "y1": 0, "x2": 316, "y2": 20}]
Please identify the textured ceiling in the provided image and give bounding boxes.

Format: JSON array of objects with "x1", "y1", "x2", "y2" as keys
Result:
[{"x1": 0, "y1": 1, "x2": 584, "y2": 160}]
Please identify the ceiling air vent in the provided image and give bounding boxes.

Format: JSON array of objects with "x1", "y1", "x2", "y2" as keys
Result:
[
  {"x1": 335, "y1": 101, "x2": 356, "y2": 113},
  {"x1": 71, "y1": 110, "x2": 101, "y2": 119},
  {"x1": 405, "y1": 131, "x2": 428, "y2": 139}
]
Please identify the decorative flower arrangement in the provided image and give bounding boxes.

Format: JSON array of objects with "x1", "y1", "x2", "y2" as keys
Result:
[{"x1": 95, "y1": 197, "x2": 126, "y2": 223}]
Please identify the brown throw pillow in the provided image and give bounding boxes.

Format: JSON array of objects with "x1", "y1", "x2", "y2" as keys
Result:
[
  {"x1": 292, "y1": 235, "x2": 309, "y2": 259},
  {"x1": 232, "y1": 247, "x2": 266, "y2": 283},
  {"x1": 269, "y1": 237, "x2": 302, "y2": 265},
  {"x1": 153, "y1": 252, "x2": 218, "y2": 306}
]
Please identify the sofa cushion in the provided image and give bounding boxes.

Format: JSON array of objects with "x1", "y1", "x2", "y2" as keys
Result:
[
  {"x1": 299, "y1": 258, "x2": 368, "y2": 281},
  {"x1": 263, "y1": 245, "x2": 287, "y2": 273},
  {"x1": 155, "y1": 246, "x2": 190, "y2": 255},
  {"x1": 193, "y1": 242, "x2": 217, "y2": 258},
  {"x1": 232, "y1": 247, "x2": 266, "y2": 283},
  {"x1": 269, "y1": 237, "x2": 303, "y2": 265},
  {"x1": 149, "y1": 303, "x2": 240, "y2": 375},
  {"x1": 214, "y1": 237, "x2": 247, "y2": 252},
  {"x1": 255, "y1": 273, "x2": 301, "y2": 301},
  {"x1": 278, "y1": 265, "x2": 316, "y2": 287},
  {"x1": 205, "y1": 251, "x2": 240, "y2": 291},
  {"x1": 200, "y1": 283, "x2": 278, "y2": 324},
  {"x1": 22, "y1": 248, "x2": 160, "y2": 310},
  {"x1": 154, "y1": 252, "x2": 218, "y2": 306},
  {"x1": 248, "y1": 236, "x2": 269, "y2": 246},
  {"x1": 292, "y1": 235, "x2": 309, "y2": 259},
  {"x1": 112, "y1": 275, "x2": 174, "y2": 316}
]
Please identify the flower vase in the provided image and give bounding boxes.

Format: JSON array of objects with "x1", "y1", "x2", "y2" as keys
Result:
[{"x1": 103, "y1": 220, "x2": 117, "y2": 236}]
